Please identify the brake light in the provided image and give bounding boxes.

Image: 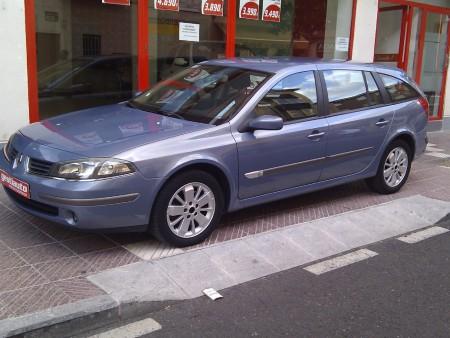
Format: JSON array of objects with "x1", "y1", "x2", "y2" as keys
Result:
[{"x1": 418, "y1": 96, "x2": 429, "y2": 118}]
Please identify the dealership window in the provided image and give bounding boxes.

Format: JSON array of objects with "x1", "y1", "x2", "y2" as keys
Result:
[
  {"x1": 34, "y1": 0, "x2": 138, "y2": 119},
  {"x1": 235, "y1": 0, "x2": 353, "y2": 59},
  {"x1": 147, "y1": 0, "x2": 227, "y2": 85}
]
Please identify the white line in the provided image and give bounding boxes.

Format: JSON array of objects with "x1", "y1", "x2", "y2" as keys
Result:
[
  {"x1": 425, "y1": 152, "x2": 450, "y2": 159},
  {"x1": 397, "y1": 226, "x2": 449, "y2": 244},
  {"x1": 88, "y1": 318, "x2": 162, "y2": 338},
  {"x1": 426, "y1": 147, "x2": 444, "y2": 152},
  {"x1": 304, "y1": 249, "x2": 378, "y2": 275}
]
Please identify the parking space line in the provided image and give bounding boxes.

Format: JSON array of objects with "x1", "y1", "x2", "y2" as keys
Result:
[
  {"x1": 397, "y1": 226, "x2": 449, "y2": 244},
  {"x1": 304, "y1": 249, "x2": 378, "y2": 275},
  {"x1": 87, "y1": 318, "x2": 162, "y2": 338},
  {"x1": 425, "y1": 152, "x2": 450, "y2": 159}
]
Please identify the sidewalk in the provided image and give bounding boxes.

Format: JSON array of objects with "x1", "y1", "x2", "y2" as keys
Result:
[{"x1": 1, "y1": 131, "x2": 450, "y2": 336}]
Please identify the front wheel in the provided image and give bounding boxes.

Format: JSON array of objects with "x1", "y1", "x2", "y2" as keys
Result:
[
  {"x1": 366, "y1": 140, "x2": 412, "y2": 194},
  {"x1": 150, "y1": 170, "x2": 224, "y2": 247}
]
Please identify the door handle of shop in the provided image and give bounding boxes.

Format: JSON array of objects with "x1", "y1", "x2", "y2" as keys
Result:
[
  {"x1": 307, "y1": 131, "x2": 325, "y2": 139},
  {"x1": 375, "y1": 119, "x2": 390, "y2": 127}
]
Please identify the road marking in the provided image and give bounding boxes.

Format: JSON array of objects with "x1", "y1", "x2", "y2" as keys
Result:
[
  {"x1": 304, "y1": 249, "x2": 378, "y2": 275},
  {"x1": 426, "y1": 152, "x2": 450, "y2": 159},
  {"x1": 427, "y1": 143, "x2": 437, "y2": 147},
  {"x1": 426, "y1": 146, "x2": 444, "y2": 152},
  {"x1": 87, "y1": 318, "x2": 162, "y2": 338},
  {"x1": 397, "y1": 226, "x2": 449, "y2": 244}
]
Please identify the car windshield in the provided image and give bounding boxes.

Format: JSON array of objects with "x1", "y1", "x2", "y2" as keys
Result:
[
  {"x1": 38, "y1": 59, "x2": 92, "y2": 90},
  {"x1": 129, "y1": 65, "x2": 269, "y2": 125}
]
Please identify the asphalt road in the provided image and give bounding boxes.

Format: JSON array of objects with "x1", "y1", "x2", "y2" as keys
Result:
[{"x1": 83, "y1": 216, "x2": 450, "y2": 338}]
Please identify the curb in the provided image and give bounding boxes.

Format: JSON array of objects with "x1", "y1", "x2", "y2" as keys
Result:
[{"x1": 0, "y1": 295, "x2": 174, "y2": 338}]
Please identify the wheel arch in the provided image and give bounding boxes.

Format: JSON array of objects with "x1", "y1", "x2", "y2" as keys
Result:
[{"x1": 388, "y1": 131, "x2": 416, "y2": 159}]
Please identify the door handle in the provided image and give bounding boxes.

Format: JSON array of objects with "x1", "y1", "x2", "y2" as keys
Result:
[
  {"x1": 375, "y1": 119, "x2": 390, "y2": 127},
  {"x1": 307, "y1": 131, "x2": 325, "y2": 140}
]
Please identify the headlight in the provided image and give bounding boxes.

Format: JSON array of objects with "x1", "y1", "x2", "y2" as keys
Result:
[{"x1": 55, "y1": 158, "x2": 135, "y2": 180}]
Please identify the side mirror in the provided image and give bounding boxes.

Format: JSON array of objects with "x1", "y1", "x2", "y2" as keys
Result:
[
  {"x1": 248, "y1": 115, "x2": 283, "y2": 131},
  {"x1": 174, "y1": 57, "x2": 189, "y2": 67}
]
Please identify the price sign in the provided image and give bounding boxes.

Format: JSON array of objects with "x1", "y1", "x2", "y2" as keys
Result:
[
  {"x1": 239, "y1": 0, "x2": 259, "y2": 20},
  {"x1": 102, "y1": 0, "x2": 130, "y2": 5},
  {"x1": 262, "y1": 0, "x2": 281, "y2": 22},
  {"x1": 154, "y1": 0, "x2": 179, "y2": 11},
  {"x1": 202, "y1": 0, "x2": 224, "y2": 16}
]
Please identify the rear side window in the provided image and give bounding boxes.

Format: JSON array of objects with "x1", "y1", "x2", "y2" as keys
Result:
[
  {"x1": 255, "y1": 71, "x2": 318, "y2": 122},
  {"x1": 323, "y1": 70, "x2": 371, "y2": 114},
  {"x1": 379, "y1": 74, "x2": 419, "y2": 102}
]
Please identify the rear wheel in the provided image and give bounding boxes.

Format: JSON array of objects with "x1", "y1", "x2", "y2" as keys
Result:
[
  {"x1": 366, "y1": 140, "x2": 412, "y2": 194},
  {"x1": 150, "y1": 170, "x2": 224, "y2": 247}
]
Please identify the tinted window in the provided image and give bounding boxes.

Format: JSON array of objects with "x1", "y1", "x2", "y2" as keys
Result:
[
  {"x1": 380, "y1": 74, "x2": 419, "y2": 102},
  {"x1": 323, "y1": 70, "x2": 370, "y2": 113},
  {"x1": 365, "y1": 72, "x2": 383, "y2": 105},
  {"x1": 255, "y1": 71, "x2": 318, "y2": 122}
]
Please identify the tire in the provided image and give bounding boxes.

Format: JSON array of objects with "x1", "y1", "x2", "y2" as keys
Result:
[
  {"x1": 366, "y1": 140, "x2": 412, "y2": 194},
  {"x1": 150, "y1": 170, "x2": 225, "y2": 247}
]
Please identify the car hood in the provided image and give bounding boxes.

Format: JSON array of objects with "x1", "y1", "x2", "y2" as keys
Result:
[{"x1": 19, "y1": 104, "x2": 213, "y2": 158}]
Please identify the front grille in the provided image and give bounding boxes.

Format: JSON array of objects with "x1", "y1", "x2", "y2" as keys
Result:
[
  {"x1": 28, "y1": 158, "x2": 54, "y2": 176},
  {"x1": 4, "y1": 187, "x2": 59, "y2": 216}
]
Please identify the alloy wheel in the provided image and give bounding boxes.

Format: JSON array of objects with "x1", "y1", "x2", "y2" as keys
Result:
[{"x1": 383, "y1": 147, "x2": 409, "y2": 188}]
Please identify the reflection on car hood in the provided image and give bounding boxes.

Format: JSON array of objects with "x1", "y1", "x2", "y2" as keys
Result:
[{"x1": 19, "y1": 104, "x2": 212, "y2": 157}]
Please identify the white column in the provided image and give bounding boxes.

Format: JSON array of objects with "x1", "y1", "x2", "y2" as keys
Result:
[
  {"x1": 0, "y1": 0, "x2": 29, "y2": 141},
  {"x1": 444, "y1": 63, "x2": 450, "y2": 118},
  {"x1": 351, "y1": 0, "x2": 379, "y2": 63}
]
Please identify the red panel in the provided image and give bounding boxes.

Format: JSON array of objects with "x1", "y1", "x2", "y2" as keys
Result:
[
  {"x1": 414, "y1": 10, "x2": 427, "y2": 85},
  {"x1": 102, "y1": 0, "x2": 131, "y2": 5},
  {"x1": 436, "y1": 18, "x2": 450, "y2": 120},
  {"x1": 397, "y1": 7, "x2": 407, "y2": 69},
  {"x1": 138, "y1": 0, "x2": 150, "y2": 91},
  {"x1": 24, "y1": 0, "x2": 39, "y2": 123},
  {"x1": 381, "y1": 0, "x2": 450, "y2": 15},
  {"x1": 225, "y1": 0, "x2": 236, "y2": 58},
  {"x1": 348, "y1": 0, "x2": 357, "y2": 60}
]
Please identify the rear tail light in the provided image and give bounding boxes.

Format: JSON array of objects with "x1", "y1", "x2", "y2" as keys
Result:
[{"x1": 418, "y1": 96, "x2": 429, "y2": 118}]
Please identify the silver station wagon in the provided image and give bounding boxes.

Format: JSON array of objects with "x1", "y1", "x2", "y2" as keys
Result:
[{"x1": 0, "y1": 58, "x2": 428, "y2": 247}]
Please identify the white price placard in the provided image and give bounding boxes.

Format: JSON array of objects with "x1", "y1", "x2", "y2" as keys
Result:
[
  {"x1": 239, "y1": 0, "x2": 259, "y2": 20},
  {"x1": 179, "y1": 22, "x2": 200, "y2": 42},
  {"x1": 262, "y1": 0, "x2": 281, "y2": 22}
]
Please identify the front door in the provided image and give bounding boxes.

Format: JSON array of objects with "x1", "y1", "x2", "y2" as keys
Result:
[{"x1": 233, "y1": 71, "x2": 329, "y2": 199}]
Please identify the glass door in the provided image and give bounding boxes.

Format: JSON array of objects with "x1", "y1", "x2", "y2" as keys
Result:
[{"x1": 414, "y1": 11, "x2": 449, "y2": 119}]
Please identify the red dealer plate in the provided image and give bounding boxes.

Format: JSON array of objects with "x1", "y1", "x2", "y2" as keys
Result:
[{"x1": 0, "y1": 170, "x2": 30, "y2": 199}]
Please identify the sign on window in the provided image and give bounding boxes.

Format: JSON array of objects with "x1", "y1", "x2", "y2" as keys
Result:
[
  {"x1": 102, "y1": 0, "x2": 130, "y2": 5},
  {"x1": 154, "y1": 0, "x2": 180, "y2": 11},
  {"x1": 262, "y1": 0, "x2": 281, "y2": 22},
  {"x1": 202, "y1": 0, "x2": 224, "y2": 16},
  {"x1": 239, "y1": 0, "x2": 259, "y2": 20}
]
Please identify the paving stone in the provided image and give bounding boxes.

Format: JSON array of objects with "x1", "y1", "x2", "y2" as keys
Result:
[
  {"x1": 282, "y1": 224, "x2": 349, "y2": 260},
  {"x1": 15, "y1": 243, "x2": 75, "y2": 265},
  {"x1": 0, "y1": 266, "x2": 49, "y2": 293},
  {"x1": 243, "y1": 232, "x2": 314, "y2": 270},
  {"x1": 154, "y1": 250, "x2": 235, "y2": 298},
  {"x1": 0, "y1": 250, "x2": 27, "y2": 271},
  {"x1": 88, "y1": 262, "x2": 188, "y2": 302},
  {"x1": 34, "y1": 256, "x2": 93, "y2": 282},
  {"x1": 62, "y1": 235, "x2": 117, "y2": 255},
  {"x1": 81, "y1": 247, "x2": 141, "y2": 272},
  {"x1": 205, "y1": 240, "x2": 279, "y2": 283}
]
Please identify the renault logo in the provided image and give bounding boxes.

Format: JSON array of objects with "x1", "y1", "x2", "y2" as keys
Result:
[{"x1": 12, "y1": 154, "x2": 23, "y2": 170}]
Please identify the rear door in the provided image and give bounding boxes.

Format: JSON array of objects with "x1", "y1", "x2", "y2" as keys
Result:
[{"x1": 319, "y1": 67, "x2": 394, "y2": 181}]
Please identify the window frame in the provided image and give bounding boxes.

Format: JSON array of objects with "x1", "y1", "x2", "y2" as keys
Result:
[{"x1": 319, "y1": 68, "x2": 388, "y2": 117}]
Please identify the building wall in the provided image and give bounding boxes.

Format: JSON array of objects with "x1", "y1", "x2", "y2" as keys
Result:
[
  {"x1": 0, "y1": 0, "x2": 29, "y2": 141},
  {"x1": 351, "y1": 0, "x2": 379, "y2": 63}
]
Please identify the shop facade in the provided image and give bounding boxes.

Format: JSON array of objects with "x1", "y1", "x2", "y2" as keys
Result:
[{"x1": 0, "y1": 0, "x2": 449, "y2": 140}]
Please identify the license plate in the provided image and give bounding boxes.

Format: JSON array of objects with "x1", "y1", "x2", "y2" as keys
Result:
[{"x1": 0, "y1": 169, "x2": 30, "y2": 199}]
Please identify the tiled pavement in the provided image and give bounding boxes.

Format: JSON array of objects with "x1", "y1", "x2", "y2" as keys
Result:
[{"x1": 1, "y1": 132, "x2": 450, "y2": 320}]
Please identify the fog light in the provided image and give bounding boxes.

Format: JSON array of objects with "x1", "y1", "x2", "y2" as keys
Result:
[{"x1": 63, "y1": 210, "x2": 78, "y2": 225}]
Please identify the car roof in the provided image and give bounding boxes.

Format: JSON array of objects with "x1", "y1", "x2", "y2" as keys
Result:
[{"x1": 203, "y1": 57, "x2": 403, "y2": 74}]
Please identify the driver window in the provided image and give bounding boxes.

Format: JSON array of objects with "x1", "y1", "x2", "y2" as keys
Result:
[{"x1": 255, "y1": 71, "x2": 318, "y2": 122}]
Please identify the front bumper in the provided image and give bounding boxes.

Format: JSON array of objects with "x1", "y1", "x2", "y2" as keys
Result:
[{"x1": 0, "y1": 142, "x2": 159, "y2": 231}]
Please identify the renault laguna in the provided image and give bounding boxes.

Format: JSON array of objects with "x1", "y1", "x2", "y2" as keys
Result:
[{"x1": 0, "y1": 58, "x2": 428, "y2": 247}]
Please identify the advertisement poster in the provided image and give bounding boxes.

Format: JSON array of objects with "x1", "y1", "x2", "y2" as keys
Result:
[
  {"x1": 239, "y1": 0, "x2": 259, "y2": 20},
  {"x1": 201, "y1": 0, "x2": 224, "y2": 16},
  {"x1": 154, "y1": 0, "x2": 179, "y2": 11},
  {"x1": 262, "y1": 0, "x2": 281, "y2": 22},
  {"x1": 179, "y1": 22, "x2": 200, "y2": 42}
]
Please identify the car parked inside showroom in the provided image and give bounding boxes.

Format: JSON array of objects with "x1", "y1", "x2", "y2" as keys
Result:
[{"x1": 1, "y1": 58, "x2": 428, "y2": 246}]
